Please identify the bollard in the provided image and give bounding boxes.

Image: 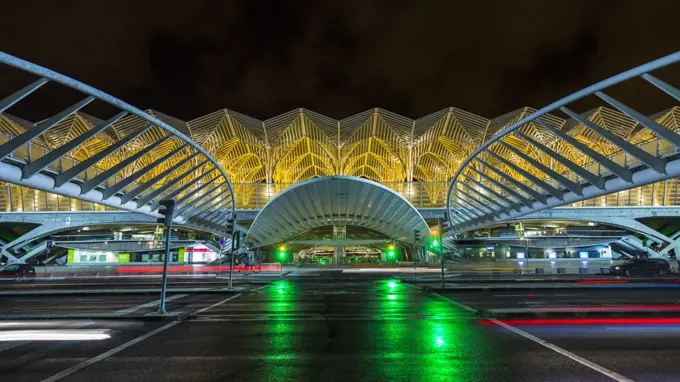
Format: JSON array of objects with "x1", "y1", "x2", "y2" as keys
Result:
[
  {"x1": 557, "y1": 268, "x2": 566, "y2": 274},
  {"x1": 579, "y1": 267, "x2": 588, "y2": 274},
  {"x1": 535, "y1": 268, "x2": 544, "y2": 274}
]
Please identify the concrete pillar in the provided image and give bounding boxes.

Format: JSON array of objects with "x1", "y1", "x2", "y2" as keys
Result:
[{"x1": 333, "y1": 225, "x2": 346, "y2": 265}]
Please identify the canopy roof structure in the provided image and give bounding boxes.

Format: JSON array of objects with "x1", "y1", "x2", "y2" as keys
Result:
[{"x1": 245, "y1": 176, "x2": 429, "y2": 248}]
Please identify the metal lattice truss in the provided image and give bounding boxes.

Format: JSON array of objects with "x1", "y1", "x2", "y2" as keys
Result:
[
  {"x1": 0, "y1": 52, "x2": 235, "y2": 232},
  {"x1": 165, "y1": 107, "x2": 494, "y2": 186},
  {"x1": 246, "y1": 176, "x2": 430, "y2": 248},
  {"x1": 447, "y1": 51, "x2": 680, "y2": 234}
]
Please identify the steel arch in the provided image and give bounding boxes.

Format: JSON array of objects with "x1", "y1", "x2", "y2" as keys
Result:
[
  {"x1": 245, "y1": 176, "x2": 430, "y2": 248},
  {"x1": 447, "y1": 51, "x2": 680, "y2": 234},
  {"x1": 0, "y1": 51, "x2": 235, "y2": 232}
]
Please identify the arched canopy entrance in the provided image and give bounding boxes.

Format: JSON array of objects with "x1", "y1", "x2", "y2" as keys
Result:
[{"x1": 246, "y1": 176, "x2": 429, "y2": 248}]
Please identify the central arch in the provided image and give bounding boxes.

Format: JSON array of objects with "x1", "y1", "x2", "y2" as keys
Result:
[{"x1": 245, "y1": 176, "x2": 429, "y2": 248}]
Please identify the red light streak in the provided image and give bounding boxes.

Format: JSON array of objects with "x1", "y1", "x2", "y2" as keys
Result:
[
  {"x1": 576, "y1": 280, "x2": 628, "y2": 284},
  {"x1": 479, "y1": 317, "x2": 680, "y2": 326}
]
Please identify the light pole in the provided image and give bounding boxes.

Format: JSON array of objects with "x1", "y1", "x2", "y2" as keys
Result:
[
  {"x1": 228, "y1": 230, "x2": 240, "y2": 290},
  {"x1": 156, "y1": 199, "x2": 176, "y2": 315},
  {"x1": 413, "y1": 230, "x2": 420, "y2": 280}
]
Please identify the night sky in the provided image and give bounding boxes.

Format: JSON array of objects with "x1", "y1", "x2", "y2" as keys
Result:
[{"x1": 2, "y1": 0, "x2": 680, "y2": 122}]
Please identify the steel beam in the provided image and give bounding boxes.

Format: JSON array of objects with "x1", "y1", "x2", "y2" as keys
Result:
[
  {"x1": 101, "y1": 143, "x2": 188, "y2": 200},
  {"x1": 0, "y1": 78, "x2": 49, "y2": 114},
  {"x1": 460, "y1": 173, "x2": 521, "y2": 212},
  {"x1": 54, "y1": 124, "x2": 152, "y2": 187},
  {"x1": 467, "y1": 166, "x2": 532, "y2": 206},
  {"x1": 642, "y1": 74, "x2": 680, "y2": 102},
  {"x1": 122, "y1": 153, "x2": 201, "y2": 204},
  {"x1": 80, "y1": 136, "x2": 170, "y2": 194},
  {"x1": 513, "y1": 130, "x2": 605, "y2": 189},
  {"x1": 0, "y1": 96, "x2": 94, "y2": 161},
  {"x1": 560, "y1": 106, "x2": 666, "y2": 174},
  {"x1": 487, "y1": 149, "x2": 564, "y2": 200},
  {"x1": 22, "y1": 111, "x2": 128, "y2": 179},
  {"x1": 534, "y1": 117, "x2": 633, "y2": 182},
  {"x1": 498, "y1": 140, "x2": 583, "y2": 195},
  {"x1": 148, "y1": 167, "x2": 217, "y2": 211},
  {"x1": 174, "y1": 179, "x2": 220, "y2": 211},
  {"x1": 476, "y1": 158, "x2": 548, "y2": 205},
  {"x1": 596, "y1": 91, "x2": 680, "y2": 149}
]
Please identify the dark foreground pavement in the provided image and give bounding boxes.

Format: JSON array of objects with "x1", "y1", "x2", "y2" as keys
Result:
[{"x1": 3, "y1": 280, "x2": 680, "y2": 381}]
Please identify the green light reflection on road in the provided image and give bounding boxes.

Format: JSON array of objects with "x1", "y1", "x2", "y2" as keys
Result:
[
  {"x1": 262, "y1": 280, "x2": 298, "y2": 380},
  {"x1": 373, "y1": 279, "x2": 491, "y2": 381}
]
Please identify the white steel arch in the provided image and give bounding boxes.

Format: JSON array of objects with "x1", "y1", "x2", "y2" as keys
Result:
[
  {"x1": 447, "y1": 51, "x2": 680, "y2": 234},
  {"x1": 0, "y1": 51, "x2": 235, "y2": 233},
  {"x1": 246, "y1": 176, "x2": 429, "y2": 248}
]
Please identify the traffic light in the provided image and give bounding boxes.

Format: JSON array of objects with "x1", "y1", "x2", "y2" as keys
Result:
[
  {"x1": 156, "y1": 199, "x2": 176, "y2": 226},
  {"x1": 429, "y1": 226, "x2": 442, "y2": 251},
  {"x1": 386, "y1": 243, "x2": 397, "y2": 261},
  {"x1": 414, "y1": 230, "x2": 421, "y2": 242},
  {"x1": 277, "y1": 245, "x2": 288, "y2": 261},
  {"x1": 226, "y1": 219, "x2": 234, "y2": 235}
]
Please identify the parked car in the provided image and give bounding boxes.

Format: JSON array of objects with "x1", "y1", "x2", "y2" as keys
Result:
[
  {"x1": 610, "y1": 258, "x2": 671, "y2": 276},
  {"x1": 0, "y1": 263, "x2": 36, "y2": 282}
]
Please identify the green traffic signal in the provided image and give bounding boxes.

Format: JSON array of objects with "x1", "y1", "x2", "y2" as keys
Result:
[{"x1": 277, "y1": 245, "x2": 287, "y2": 261}]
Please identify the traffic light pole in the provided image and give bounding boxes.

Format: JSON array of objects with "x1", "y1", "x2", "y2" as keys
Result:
[
  {"x1": 159, "y1": 222, "x2": 172, "y2": 313},
  {"x1": 440, "y1": 245, "x2": 445, "y2": 289},
  {"x1": 412, "y1": 230, "x2": 417, "y2": 280},
  {"x1": 157, "y1": 199, "x2": 175, "y2": 315},
  {"x1": 228, "y1": 231, "x2": 238, "y2": 290}
]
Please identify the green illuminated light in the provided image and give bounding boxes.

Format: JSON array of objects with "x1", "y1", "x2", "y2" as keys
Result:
[
  {"x1": 388, "y1": 294, "x2": 397, "y2": 300},
  {"x1": 432, "y1": 239, "x2": 439, "y2": 247},
  {"x1": 435, "y1": 336, "x2": 445, "y2": 347},
  {"x1": 387, "y1": 281, "x2": 398, "y2": 288},
  {"x1": 388, "y1": 250, "x2": 395, "y2": 257}
]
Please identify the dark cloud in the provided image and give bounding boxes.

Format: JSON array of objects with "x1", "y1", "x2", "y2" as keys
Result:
[{"x1": 1, "y1": 0, "x2": 679, "y2": 122}]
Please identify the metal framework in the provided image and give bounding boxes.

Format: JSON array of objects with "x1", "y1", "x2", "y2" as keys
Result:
[
  {"x1": 246, "y1": 176, "x2": 429, "y2": 248},
  {"x1": 446, "y1": 51, "x2": 680, "y2": 234},
  {"x1": 0, "y1": 51, "x2": 235, "y2": 231}
]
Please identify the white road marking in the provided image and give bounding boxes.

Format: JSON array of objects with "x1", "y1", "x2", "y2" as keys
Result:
[
  {"x1": 114, "y1": 294, "x2": 188, "y2": 316},
  {"x1": 0, "y1": 295, "x2": 188, "y2": 354},
  {"x1": 41, "y1": 287, "x2": 264, "y2": 380},
  {"x1": 195, "y1": 284, "x2": 269, "y2": 315},
  {"x1": 40, "y1": 321, "x2": 180, "y2": 382},
  {"x1": 432, "y1": 292, "x2": 634, "y2": 382}
]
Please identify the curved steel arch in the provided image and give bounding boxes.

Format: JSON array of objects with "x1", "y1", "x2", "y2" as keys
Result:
[
  {"x1": 447, "y1": 51, "x2": 680, "y2": 234},
  {"x1": 246, "y1": 176, "x2": 429, "y2": 248},
  {"x1": 0, "y1": 51, "x2": 235, "y2": 232}
]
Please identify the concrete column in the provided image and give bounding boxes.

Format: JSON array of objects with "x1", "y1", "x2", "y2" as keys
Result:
[{"x1": 333, "y1": 225, "x2": 346, "y2": 265}]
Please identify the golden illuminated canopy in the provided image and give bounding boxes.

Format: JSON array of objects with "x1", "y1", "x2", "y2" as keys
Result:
[{"x1": 1, "y1": 104, "x2": 679, "y2": 190}]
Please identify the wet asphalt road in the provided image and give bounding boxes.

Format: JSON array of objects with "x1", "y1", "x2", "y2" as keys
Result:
[{"x1": 3, "y1": 280, "x2": 680, "y2": 381}]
